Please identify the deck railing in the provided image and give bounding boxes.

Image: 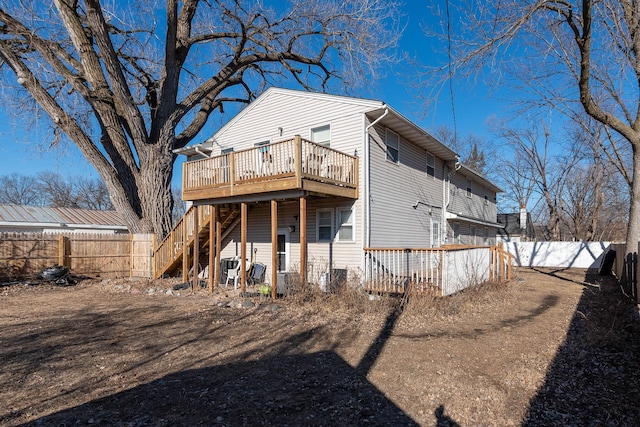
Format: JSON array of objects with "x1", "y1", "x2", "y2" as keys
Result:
[
  {"x1": 183, "y1": 136, "x2": 358, "y2": 194},
  {"x1": 364, "y1": 246, "x2": 514, "y2": 296}
]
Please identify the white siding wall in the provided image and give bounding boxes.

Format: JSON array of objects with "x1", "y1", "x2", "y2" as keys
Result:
[
  {"x1": 367, "y1": 123, "x2": 445, "y2": 248},
  {"x1": 218, "y1": 199, "x2": 363, "y2": 284}
]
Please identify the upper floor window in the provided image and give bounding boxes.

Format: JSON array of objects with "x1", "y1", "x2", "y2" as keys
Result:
[
  {"x1": 316, "y1": 209, "x2": 334, "y2": 242},
  {"x1": 385, "y1": 128, "x2": 399, "y2": 163},
  {"x1": 337, "y1": 208, "x2": 354, "y2": 242},
  {"x1": 466, "y1": 177, "x2": 472, "y2": 198},
  {"x1": 427, "y1": 153, "x2": 435, "y2": 177},
  {"x1": 311, "y1": 124, "x2": 331, "y2": 147}
]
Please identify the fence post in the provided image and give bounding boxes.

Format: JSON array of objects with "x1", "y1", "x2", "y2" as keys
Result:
[{"x1": 58, "y1": 235, "x2": 70, "y2": 267}]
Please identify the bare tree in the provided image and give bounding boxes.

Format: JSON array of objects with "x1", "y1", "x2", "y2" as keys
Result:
[
  {"x1": 496, "y1": 122, "x2": 582, "y2": 240},
  {"x1": 74, "y1": 176, "x2": 114, "y2": 209},
  {"x1": 432, "y1": 125, "x2": 491, "y2": 175},
  {"x1": 0, "y1": 1, "x2": 400, "y2": 238},
  {"x1": 428, "y1": 0, "x2": 640, "y2": 255},
  {"x1": 0, "y1": 173, "x2": 43, "y2": 205},
  {"x1": 0, "y1": 171, "x2": 113, "y2": 209}
]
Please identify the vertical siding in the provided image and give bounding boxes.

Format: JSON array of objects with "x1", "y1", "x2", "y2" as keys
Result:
[{"x1": 367, "y1": 123, "x2": 445, "y2": 248}]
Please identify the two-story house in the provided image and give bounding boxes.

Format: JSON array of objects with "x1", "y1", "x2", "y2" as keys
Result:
[{"x1": 162, "y1": 87, "x2": 502, "y2": 294}]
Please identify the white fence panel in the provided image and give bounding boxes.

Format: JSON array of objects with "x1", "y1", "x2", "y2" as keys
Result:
[
  {"x1": 443, "y1": 247, "x2": 491, "y2": 296},
  {"x1": 503, "y1": 241, "x2": 611, "y2": 269}
]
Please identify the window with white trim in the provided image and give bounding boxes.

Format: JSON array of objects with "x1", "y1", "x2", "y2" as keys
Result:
[
  {"x1": 311, "y1": 124, "x2": 331, "y2": 147},
  {"x1": 316, "y1": 209, "x2": 334, "y2": 242},
  {"x1": 385, "y1": 128, "x2": 399, "y2": 163},
  {"x1": 470, "y1": 225, "x2": 476, "y2": 245},
  {"x1": 427, "y1": 153, "x2": 435, "y2": 177},
  {"x1": 466, "y1": 177, "x2": 472, "y2": 198},
  {"x1": 337, "y1": 208, "x2": 354, "y2": 242},
  {"x1": 483, "y1": 227, "x2": 489, "y2": 245}
]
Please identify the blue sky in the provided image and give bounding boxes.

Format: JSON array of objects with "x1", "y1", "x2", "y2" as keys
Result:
[{"x1": 0, "y1": 2, "x2": 511, "y2": 187}]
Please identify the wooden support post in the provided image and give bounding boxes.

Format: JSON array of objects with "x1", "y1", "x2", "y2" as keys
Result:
[
  {"x1": 208, "y1": 205, "x2": 215, "y2": 292},
  {"x1": 300, "y1": 196, "x2": 307, "y2": 286},
  {"x1": 192, "y1": 207, "x2": 200, "y2": 290},
  {"x1": 214, "y1": 206, "x2": 222, "y2": 289},
  {"x1": 271, "y1": 200, "x2": 278, "y2": 299},
  {"x1": 182, "y1": 216, "x2": 188, "y2": 282},
  {"x1": 58, "y1": 235, "x2": 69, "y2": 267},
  {"x1": 294, "y1": 135, "x2": 302, "y2": 187},
  {"x1": 241, "y1": 202, "x2": 247, "y2": 292}
]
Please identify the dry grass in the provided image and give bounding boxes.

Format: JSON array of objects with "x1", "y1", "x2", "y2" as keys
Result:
[{"x1": 2, "y1": 267, "x2": 640, "y2": 426}]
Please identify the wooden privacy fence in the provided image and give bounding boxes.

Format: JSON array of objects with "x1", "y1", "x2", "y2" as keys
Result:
[
  {"x1": 610, "y1": 242, "x2": 638, "y2": 302},
  {"x1": 363, "y1": 246, "x2": 514, "y2": 297},
  {"x1": 0, "y1": 232, "x2": 155, "y2": 280}
]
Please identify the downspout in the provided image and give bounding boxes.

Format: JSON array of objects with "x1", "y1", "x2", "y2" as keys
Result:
[
  {"x1": 443, "y1": 156, "x2": 461, "y2": 245},
  {"x1": 195, "y1": 146, "x2": 213, "y2": 157},
  {"x1": 364, "y1": 105, "x2": 389, "y2": 249}
]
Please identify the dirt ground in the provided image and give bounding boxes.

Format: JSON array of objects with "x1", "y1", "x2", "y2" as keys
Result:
[{"x1": 2, "y1": 267, "x2": 640, "y2": 426}]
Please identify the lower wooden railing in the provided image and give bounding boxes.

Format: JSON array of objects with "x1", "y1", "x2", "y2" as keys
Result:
[{"x1": 363, "y1": 245, "x2": 514, "y2": 296}]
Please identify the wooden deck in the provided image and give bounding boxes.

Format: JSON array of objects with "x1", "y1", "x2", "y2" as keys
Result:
[{"x1": 182, "y1": 136, "x2": 358, "y2": 202}]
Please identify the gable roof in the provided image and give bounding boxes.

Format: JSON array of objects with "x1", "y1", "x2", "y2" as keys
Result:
[
  {"x1": 204, "y1": 87, "x2": 383, "y2": 145},
  {"x1": 174, "y1": 87, "x2": 458, "y2": 161},
  {"x1": 458, "y1": 164, "x2": 503, "y2": 193},
  {"x1": 0, "y1": 204, "x2": 127, "y2": 231}
]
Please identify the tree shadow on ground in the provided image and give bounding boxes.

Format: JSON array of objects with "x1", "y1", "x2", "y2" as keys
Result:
[
  {"x1": 17, "y1": 300, "x2": 421, "y2": 426},
  {"x1": 522, "y1": 272, "x2": 640, "y2": 426}
]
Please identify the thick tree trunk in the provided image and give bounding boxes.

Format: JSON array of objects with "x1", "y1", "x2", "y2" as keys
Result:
[
  {"x1": 626, "y1": 148, "x2": 640, "y2": 256},
  {"x1": 96, "y1": 140, "x2": 176, "y2": 239},
  {"x1": 138, "y1": 148, "x2": 175, "y2": 239}
]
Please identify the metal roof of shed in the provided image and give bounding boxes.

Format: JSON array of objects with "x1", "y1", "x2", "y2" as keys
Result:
[{"x1": 0, "y1": 205, "x2": 127, "y2": 228}]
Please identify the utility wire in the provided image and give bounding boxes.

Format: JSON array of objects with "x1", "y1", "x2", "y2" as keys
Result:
[{"x1": 445, "y1": 0, "x2": 457, "y2": 144}]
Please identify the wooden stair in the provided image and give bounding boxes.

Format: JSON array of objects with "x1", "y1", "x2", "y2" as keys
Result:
[{"x1": 153, "y1": 205, "x2": 240, "y2": 279}]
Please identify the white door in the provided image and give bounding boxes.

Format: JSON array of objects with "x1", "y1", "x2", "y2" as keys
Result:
[{"x1": 276, "y1": 228, "x2": 290, "y2": 272}]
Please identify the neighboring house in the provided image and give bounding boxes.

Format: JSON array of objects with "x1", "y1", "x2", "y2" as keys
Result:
[
  {"x1": 0, "y1": 204, "x2": 128, "y2": 234},
  {"x1": 170, "y1": 87, "x2": 502, "y2": 286},
  {"x1": 497, "y1": 208, "x2": 536, "y2": 242}
]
